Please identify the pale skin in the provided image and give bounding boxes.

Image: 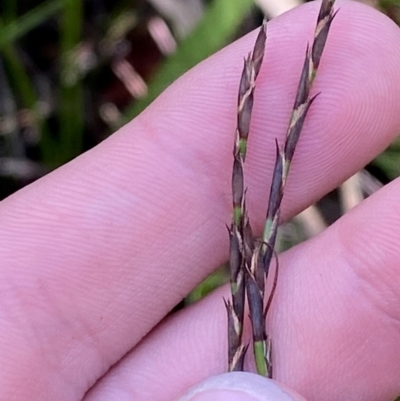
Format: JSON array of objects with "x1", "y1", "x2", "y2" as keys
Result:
[{"x1": 1, "y1": 1, "x2": 400, "y2": 400}]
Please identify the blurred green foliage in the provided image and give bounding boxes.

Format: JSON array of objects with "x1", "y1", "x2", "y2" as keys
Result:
[
  {"x1": 380, "y1": 0, "x2": 400, "y2": 6},
  {"x1": 185, "y1": 266, "x2": 229, "y2": 305},
  {"x1": 122, "y1": 0, "x2": 253, "y2": 122},
  {"x1": 0, "y1": 0, "x2": 65, "y2": 49},
  {"x1": 0, "y1": 0, "x2": 255, "y2": 168},
  {"x1": 373, "y1": 138, "x2": 400, "y2": 180}
]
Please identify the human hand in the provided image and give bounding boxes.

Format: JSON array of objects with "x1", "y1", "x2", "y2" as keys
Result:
[{"x1": 1, "y1": 1, "x2": 400, "y2": 400}]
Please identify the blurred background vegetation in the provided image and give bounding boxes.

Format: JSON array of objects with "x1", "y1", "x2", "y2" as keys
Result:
[
  {"x1": 0, "y1": 0, "x2": 262, "y2": 198},
  {"x1": 1, "y1": 0, "x2": 398, "y2": 193},
  {"x1": 0, "y1": 0, "x2": 399, "y2": 303}
]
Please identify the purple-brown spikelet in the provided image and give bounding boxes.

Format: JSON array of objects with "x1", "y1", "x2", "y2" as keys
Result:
[
  {"x1": 227, "y1": 20, "x2": 267, "y2": 372},
  {"x1": 227, "y1": 0, "x2": 336, "y2": 377}
]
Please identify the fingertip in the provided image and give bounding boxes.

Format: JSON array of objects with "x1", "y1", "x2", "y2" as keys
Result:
[{"x1": 178, "y1": 372, "x2": 306, "y2": 401}]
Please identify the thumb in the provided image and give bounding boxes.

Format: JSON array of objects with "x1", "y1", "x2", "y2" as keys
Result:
[{"x1": 177, "y1": 372, "x2": 307, "y2": 401}]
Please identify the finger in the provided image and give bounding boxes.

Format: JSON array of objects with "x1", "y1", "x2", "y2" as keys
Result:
[
  {"x1": 177, "y1": 373, "x2": 306, "y2": 401},
  {"x1": 83, "y1": 177, "x2": 400, "y2": 401},
  {"x1": 1, "y1": 1, "x2": 400, "y2": 400}
]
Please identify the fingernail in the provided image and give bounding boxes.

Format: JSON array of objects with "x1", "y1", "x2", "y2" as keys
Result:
[{"x1": 178, "y1": 372, "x2": 306, "y2": 401}]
